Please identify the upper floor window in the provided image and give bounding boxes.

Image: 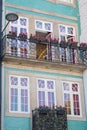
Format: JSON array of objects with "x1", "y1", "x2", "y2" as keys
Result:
[
  {"x1": 37, "y1": 78, "x2": 56, "y2": 107},
  {"x1": 9, "y1": 17, "x2": 28, "y2": 36},
  {"x1": 59, "y1": 24, "x2": 75, "y2": 42},
  {"x1": 8, "y1": 17, "x2": 29, "y2": 57},
  {"x1": 59, "y1": 0, "x2": 73, "y2": 3},
  {"x1": 9, "y1": 75, "x2": 30, "y2": 113},
  {"x1": 35, "y1": 20, "x2": 53, "y2": 32},
  {"x1": 62, "y1": 81, "x2": 81, "y2": 116}
]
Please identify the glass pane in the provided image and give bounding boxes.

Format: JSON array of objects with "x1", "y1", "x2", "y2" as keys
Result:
[
  {"x1": 38, "y1": 79, "x2": 45, "y2": 88},
  {"x1": 63, "y1": 82, "x2": 70, "y2": 91},
  {"x1": 19, "y1": 41, "x2": 28, "y2": 58},
  {"x1": 67, "y1": 27, "x2": 74, "y2": 35},
  {"x1": 59, "y1": 25, "x2": 66, "y2": 33},
  {"x1": 73, "y1": 94, "x2": 80, "y2": 115},
  {"x1": 48, "y1": 92, "x2": 54, "y2": 107},
  {"x1": 44, "y1": 23, "x2": 51, "y2": 31},
  {"x1": 10, "y1": 88, "x2": 18, "y2": 111},
  {"x1": 20, "y1": 77, "x2": 28, "y2": 87},
  {"x1": 20, "y1": 18, "x2": 27, "y2": 26},
  {"x1": 10, "y1": 76, "x2": 18, "y2": 86},
  {"x1": 11, "y1": 26, "x2": 17, "y2": 33},
  {"x1": 64, "y1": 93, "x2": 71, "y2": 114},
  {"x1": 38, "y1": 91, "x2": 45, "y2": 106},
  {"x1": 36, "y1": 21, "x2": 43, "y2": 29},
  {"x1": 20, "y1": 28, "x2": 27, "y2": 35},
  {"x1": 21, "y1": 89, "x2": 28, "y2": 112},
  {"x1": 9, "y1": 39, "x2": 17, "y2": 56},
  {"x1": 72, "y1": 84, "x2": 78, "y2": 92},
  {"x1": 47, "y1": 81, "x2": 54, "y2": 89}
]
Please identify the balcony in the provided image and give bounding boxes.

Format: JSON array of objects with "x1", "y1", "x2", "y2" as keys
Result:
[
  {"x1": 32, "y1": 107, "x2": 67, "y2": 130},
  {"x1": 1, "y1": 34, "x2": 87, "y2": 72}
]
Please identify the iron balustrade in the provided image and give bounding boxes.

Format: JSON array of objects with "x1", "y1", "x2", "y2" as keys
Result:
[{"x1": 1, "y1": 35, "x2": 87, "y2": 66}]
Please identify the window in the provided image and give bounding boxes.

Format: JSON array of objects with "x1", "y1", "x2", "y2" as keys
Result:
[
  {"x1": 62, "y1": 81, "x2": 81, "y2": 116},
  {"x1": 37, "y1": 78, "x2": 56, "y2": 107},
  {"x1": 59, "y1": 0, "x2": 73, "y2": 3},
  {"x1": 59, "y1": 24, "x2": 75, "y2": 42},
  {"x1": 9, "y1": 75, "x2": 30, "y2": 113},
  {"x1": 35, "y1": 20, "x2": 53, "y2": 32},
  {"x1": 9, "y1": 17, "x2": 29, "y2": 57}
]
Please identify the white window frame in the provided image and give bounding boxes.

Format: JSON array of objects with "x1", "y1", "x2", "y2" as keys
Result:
[
  {"x1": 35, "y1": 20, "x2": 53, "y2": 32},
  {"x1": 9, "y1": 75, "x2": 30, "y2": 113},
  {"x1": 59, "y1": 0, "x2": 73, "y2": 3},
  {"x1": 62, "y1": 81, "x2": 82, "y2": 117},
  {"x1": 9, "y1": 16, "x2": 29, "y2": 57},
  {"x1": 9, "y1": 16, "x2": 29, "y2": 36},
  {"x1": 37, "y1": 78, "x2": 56, "y2": 107},
  {"x1": 58, "y1": 24, "x2": 75, "y2": 42}
]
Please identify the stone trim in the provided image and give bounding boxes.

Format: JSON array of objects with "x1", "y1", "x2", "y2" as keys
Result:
[{"x1": 48, "y1": 0, "x2": 76, "y2": 7}]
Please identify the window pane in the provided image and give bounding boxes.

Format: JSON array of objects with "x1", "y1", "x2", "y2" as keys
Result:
[
  {"x1": 36, "y1": 21, "x2": 43, "y2": 29},
  {"x1": 44, "y1": 23, "x2": 51, "y2": 31},
  {"x1": 9, "y1": 39, "x2": 17, "y2": 56},
  {"x1": 63, "y1": 82, "x2": 69, "y2": 91},
  {"x1": 59, "y1": 25, "x2": 66, "y2": 33},
  {"x1": 20, "y1": 18, "x2": 27, "y2": 26},
  {"x1": 67, "y1": 27, "x2": 74, "y2": 35},
  {"x1": 38, "y1": 79, "x2": 45, "y2": 88},
  {"x1": 21, "y1": 89, "x2": 28, "y2": 112},
  {"x1": 20, "y1": 28, "x2": 27, "y2": 34},
  {"x1": 64, "y1": 93, "x2": 71, "y2": 114},
  {"x1": 72, "y1": 84, "x2": 78, "y2": 92},
  {"x1": 48, "y1": 92, "x2": 54, "y2": 107},
  {"x1": 19, "y1": 41, "x2": 28, "y2": 58},
  {"x1": 10, "y1": 88, "x2": 18, "y2": 111},
  {"x1": 20, "y1": 77, "x2": 28, "y2": 87},
  {"x1": 10, "y1": 76, "x2": 18, "y2": 86},
  {"x1": 11, "y1": 26, "x2": 17, "y2": 33},
  {"x1": 73, "y1": 94, "x2": 80, "y2": 115},
  {"x1": 38, "y1": 91, "x2": 45, "y2": 106},
  {"x1": 47, "y1": 81, "x2": 54, "y2": 89}
]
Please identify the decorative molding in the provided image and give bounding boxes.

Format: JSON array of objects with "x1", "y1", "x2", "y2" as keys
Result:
[
  {"x1": 5, "y1": 2, "x2": 77, "y2": 21},
  {"x1": 47, "y1": 0, "x2": 76, "y2": 7}
]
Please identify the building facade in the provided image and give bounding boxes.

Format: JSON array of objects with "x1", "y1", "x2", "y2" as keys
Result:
[{"x1": 1, "y1": 0, "x2": 87, "y2": 130}]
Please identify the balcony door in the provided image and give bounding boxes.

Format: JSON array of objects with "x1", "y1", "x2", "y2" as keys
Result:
[{"x1": 36, "y1": 43, "x2": 47, "y2": 60}]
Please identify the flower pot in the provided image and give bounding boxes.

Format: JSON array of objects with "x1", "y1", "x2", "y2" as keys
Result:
[
  {"x1": 79, "y1": 46, "x2": 87, "y2": 51},
  {"x1": 7, "y1": 34, "x2": 17, "y2": 39},
  {"x1": 60, "y1": 42, "x2": 68, "y2": 48},
  {"x1": 29, "y1": 38, "x2": 38, "y2": 43}
]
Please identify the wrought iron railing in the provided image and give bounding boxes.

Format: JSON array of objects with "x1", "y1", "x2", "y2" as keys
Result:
[
  {"x1": 1, "y1": 35, "x2": 87, "y2": 66},
  {"x1": 32, "y1": 107, "x2": 67, "y2": 130}
]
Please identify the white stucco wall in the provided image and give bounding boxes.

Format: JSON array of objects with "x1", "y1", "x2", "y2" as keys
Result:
[{"x1": 79, "y1": 0, "x2": 87, "y2": 43}]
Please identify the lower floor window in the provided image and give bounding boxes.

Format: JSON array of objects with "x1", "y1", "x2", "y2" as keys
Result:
[
  {"x1": 9, "y1": 75, "x2": 30, "y2": 113},
  {"x1": 37, "y1": 78, "x2": 56, "y2": 107},
  {"x1": 62, "y1": 81, "x2": 81, "y2": 116}
]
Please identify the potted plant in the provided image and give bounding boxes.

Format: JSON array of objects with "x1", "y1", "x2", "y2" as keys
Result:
[
  {"x1": 7, "y1": 31, "x2": 17, "y2": 39},
  {"x1": 18, "y1": 32, "x2": 27, "y2": 41},
  {"x1": 59, "y1": 40, "x2": 68, "y2": 48},
  {"x1": 38, "y1": 106, "x2": 50, "y2": 114},
  {"x1": 50, "y1": 38, "x2": 59, "y2": 46},
  {"x1": 79, "y1": 43, "x2": 87, "y2": 51},
  {"x1": 69, "y1": 41, "x2": 78, "y2": 49},
  {"x1": 29, "y1": 34, "x2": 38, "y2": 43}
]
